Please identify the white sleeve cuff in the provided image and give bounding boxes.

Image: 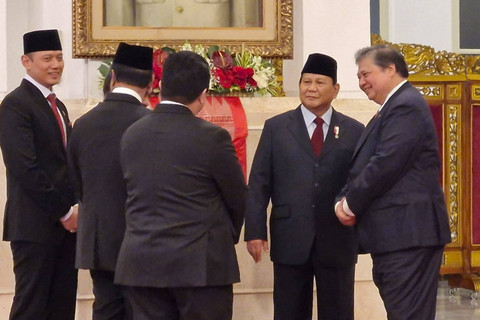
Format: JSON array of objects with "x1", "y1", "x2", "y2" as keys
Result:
[
  {"x1": 343, "y1": 199, "x2": 355, "y2": 217},
  {"x1": 60, "y1": 206, "x2": 75, "y2": 222}
]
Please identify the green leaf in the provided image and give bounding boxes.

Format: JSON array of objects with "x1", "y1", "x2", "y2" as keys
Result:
[
  {"x1": 161, "y1": 46, "x2": 176, "y2": 55},
  {"x1": 97, "y1": 60, "x2": 113, "y2": 78},
  {"x1": 207, "y1": 45, "x2": 220, "y2": 58}
]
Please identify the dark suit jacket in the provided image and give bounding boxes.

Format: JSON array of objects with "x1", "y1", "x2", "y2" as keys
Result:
[
  {"x1": 0, "y1": 79, "x2": 75, "y2": 244},
  {"x1": 340, "y1": 82, "x2": 451, "y2": 254},
  {"x1": 115, "y1": 103, "x2": 246, "y2": 288},
  {"x1": 68, "y1": 93, "x2": 150, "y2": 271},
  {"x1": 245, "y1": 106, "x2": 364, "y2": 267}
]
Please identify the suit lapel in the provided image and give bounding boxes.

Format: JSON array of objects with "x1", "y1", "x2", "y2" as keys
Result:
[
  {"x1": 352, "y1": 113, "x2": 380, "y2": 158},
  {"x1": 287, "y1": 106, "x2": 317, "y2": 159},
  {"x1": 351, "y1": 82, "x2": 410, "y2": 159},
  {"x1": 25, "y1": 81, "x2": 67, "y2": 147},
  {"x1": 320, "y1": 109, "x2": 343, "y2": 158}
]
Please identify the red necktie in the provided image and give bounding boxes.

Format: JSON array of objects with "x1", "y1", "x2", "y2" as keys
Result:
[
  {"x1": 311, "y1": 117, "x2": 324, "y2": 156},
  {"x1": 46, "y1": 93, "x2": 66, "y2": 147}
]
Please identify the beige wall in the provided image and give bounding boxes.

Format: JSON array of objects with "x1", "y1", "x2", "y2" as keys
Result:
[{"x1": 0, "y1": 97, "x2": 387, "y2": 319}]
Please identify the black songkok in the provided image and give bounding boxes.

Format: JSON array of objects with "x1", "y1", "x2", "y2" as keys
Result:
[
  {"x1": 23, "y1": 29, "x2": 62, "y2": 54},
  {"x1": 301, "y1": 53, "x2": 337, "y2": 83},
  {"x1": 113, "y1": 42, "x2": 153, "y2": 71}
]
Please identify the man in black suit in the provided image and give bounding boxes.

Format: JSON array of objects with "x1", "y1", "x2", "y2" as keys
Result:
[
  {"x1": 244, "y1": 53, "x2": 364, "y2": 320},
  {"x1": 68, "y1": 43, "x2": 153, "y2": 320},
  {"x1": 335, "y1": 44, "x2": 451, "y2": 320},
  {"x1": 0, "y1": 29, "x2": 78, "y2": 320},
  {"x1": 115, "y1": 51, "x2": 247, "y2": 320}
]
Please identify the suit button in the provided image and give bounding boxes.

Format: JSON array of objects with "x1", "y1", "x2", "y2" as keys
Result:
[
  {"x1": 314, "y1": 163, "x2": 319, "y2": 167},
  {"x1": 314, "y1": 182, "x2": 319, "y2": 187},
  {"x1": 312, "y1": 204, "x2": 316, "y2": 208}
]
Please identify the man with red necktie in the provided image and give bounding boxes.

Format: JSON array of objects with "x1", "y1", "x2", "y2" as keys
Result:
[
  {"x1": 0, "y1": 29, "x2": 78, "y2": 320},
  {"x1": 245, "y1": 53, "x2": 364, "y2": 320}
]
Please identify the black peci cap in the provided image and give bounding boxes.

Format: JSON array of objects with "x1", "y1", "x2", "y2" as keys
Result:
[
  {"x1": 301, "y1": 53, "x2": 337, "y2": 83},
  {"x1": 23, "y1": 29, "x2": 62, "y2": 54},
  {"x1": 113, "y1": 42, "x2": 153, "y2": 71}
]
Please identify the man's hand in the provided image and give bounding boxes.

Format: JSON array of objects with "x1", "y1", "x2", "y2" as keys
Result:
[
  {"x1": 246, "y1": 239, "x2": 269, "y2": 263},
  {"x1": 61, "y1": 205, "x2": 78, "y2": 233},
  {"x1": 335, "y1": 198, "x2": 356, "y2": 226}
]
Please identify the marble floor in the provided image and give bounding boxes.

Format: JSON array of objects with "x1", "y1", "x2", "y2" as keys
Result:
[{"x1": 435, "y1": 280, "x2": 480, "y2": 319}]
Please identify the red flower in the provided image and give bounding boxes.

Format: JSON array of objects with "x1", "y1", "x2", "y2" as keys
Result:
[
  {"x1": 214, "y1": 68, "x2": 235, "y2": 89},
  {"x1": 152, "y1": 49, "x2": 170, "y2": 92},
  {"x1": 152, "y1": 64, "x2": 163, "y2": 89},
  {"x1": 211, "y1": 51, "x2": 234, "y2": 70},
  {"x1": 233, "y1": 67, "x2": 247, "y2": 89},
  {"x1": 230, "y1": 67, "x2": 256, "y2": 89},
  {"x1": 248, "y1": 77, "x2": 257, "y2": 87},
  {"x1": 153, "y1": 49, "x2": 169, "y2": 66}
]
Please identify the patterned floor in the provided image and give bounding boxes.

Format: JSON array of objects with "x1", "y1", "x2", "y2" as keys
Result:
[{"x1": 436, "y1": 280, "x2": 480, "y2": 320}]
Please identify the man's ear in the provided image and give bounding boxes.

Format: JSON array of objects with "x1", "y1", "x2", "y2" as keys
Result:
[
  {"x1": 387, "y1": 63, "x2": 396, "y2": 77},
  {"x1": 198, "y1": 88, "x2": 208, "y2": 106},
  {"x1": 333, "y1": 83, "x2": 340, "y2": 99},
  {"x1": 110, "y1": 69, "x2": 117, "y2": 89},
  {"x1": 190, "y1": 89, "x2": 208, "y2": 115},
  {"x1": 21, "y1": 55, "x2": 30, "y2": 69}
]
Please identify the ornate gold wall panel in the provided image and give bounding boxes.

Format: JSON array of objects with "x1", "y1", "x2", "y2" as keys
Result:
[
  {"x1": 472, "y1": 252, "x2": 480, "y2": 268},
  {"x1": 444, "y1": 251, "x2": 463, "y2": 269},
  {"x1": 372, "y1": 34, "x2": 476, "y2": 81},
  {"x1": 471, "y1": 85, "x2": 480, "y2": 100},
  {"x1": 415, "y1": 85, "x2": 443, "y2": 99},
  {"x1": 447, "y1": 84, "x2": 462, "y2": 100},
  {"x1": 446, "y1": 104, "x2": 461, "y2": 246}
]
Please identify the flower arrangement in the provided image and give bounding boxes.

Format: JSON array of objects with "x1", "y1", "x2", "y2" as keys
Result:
[{"x1": 99, "y1": 42, "x2": 281, "y2": 97}]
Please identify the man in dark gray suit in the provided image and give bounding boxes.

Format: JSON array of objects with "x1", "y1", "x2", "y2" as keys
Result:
[
  {"x1": 68, "y1": 42, "x2": 152, "y2": 320},
  {"x1": 245, "y1": 53, "x2": 364, "y2": 320},
  {"x1": 115, "y1": 51, "x2": 247, "y2": 320},
  {"x1": 335, "y1": 44, "x2": 451, "y2": 320}
]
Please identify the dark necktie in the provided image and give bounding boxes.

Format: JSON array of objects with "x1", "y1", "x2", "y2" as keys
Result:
[
  {"x1": 46, "y1": 93, "x2": 66, "y2": 147},
  {"x1": 311, "y1": 117, "x2": 324, "y2": 156}
]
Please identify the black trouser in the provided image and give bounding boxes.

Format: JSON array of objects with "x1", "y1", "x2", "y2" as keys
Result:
[
  {"x1": 371, "y1": 245, "x2": 444, "y2": 320},
  {"x1": 90, "y1": 269, "x2": 131, "y2": 320},
  {"x1": 273, "y1": 252, "x2": 355, "y2": 320},
  {"x1": 123, "y1": 284, "x2": 233, "y2": 320},
  {"x1": 9, "y1": 234, "x2": 77, "y2": 320}
]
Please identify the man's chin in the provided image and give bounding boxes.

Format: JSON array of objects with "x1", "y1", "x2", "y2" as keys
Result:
[{"x1": 48, "y1": 78, "x2": 62, "y2": 86}]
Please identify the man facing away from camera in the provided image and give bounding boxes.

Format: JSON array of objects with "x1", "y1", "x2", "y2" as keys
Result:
[
  {"x1": 115, "y1": 50, "x2": 247, "y2": 320},
  {"x1": 68, "y1": 42, "x2": 153, "y2": 320}
]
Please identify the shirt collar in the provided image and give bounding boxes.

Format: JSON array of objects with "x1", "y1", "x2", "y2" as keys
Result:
[
  {"x1": 160, "y1": 100, "x2": 186, "y2": 107},
  {"x1": 112, "y1": 87, "x2": 143, "y2": 103},
  {"x1": 379, "y1": 79, "x2": 407, "y2": 111},
  {"x1": 24, "y1": 74, "x2": 54, "y2": 98},
  {"x1": 300, "y1": 104, "x2": 333, "y2": 127}
]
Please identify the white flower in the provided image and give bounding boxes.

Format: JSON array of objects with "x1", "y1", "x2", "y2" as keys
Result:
[
  {"x1": 253, "y1": 71, "x2": 269, "y2": 89},
  {"x1": 180, "y1": 43, "x2": 193, "y2": 52},
  {"x1": 251, "y1": 56, "x2": 263, "y2": 69}
]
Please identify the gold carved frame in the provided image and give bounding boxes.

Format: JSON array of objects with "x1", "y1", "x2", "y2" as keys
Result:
[{"x1": 72, "y1": 0, "x2": 293, "y2": 59}]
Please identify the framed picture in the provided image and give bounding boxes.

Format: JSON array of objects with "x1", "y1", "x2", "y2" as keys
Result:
[{"x1": 72, "y1": 0, "x2": 293, "y2": 58}]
